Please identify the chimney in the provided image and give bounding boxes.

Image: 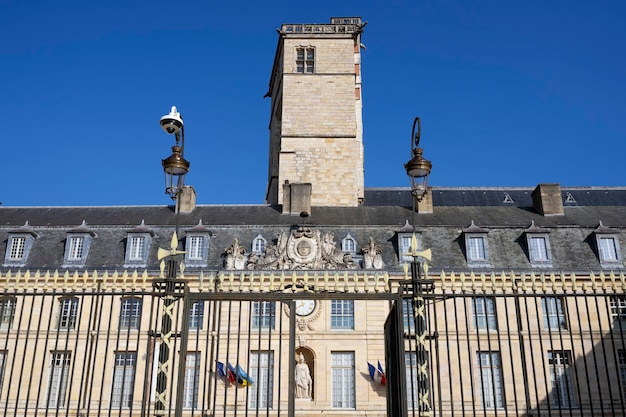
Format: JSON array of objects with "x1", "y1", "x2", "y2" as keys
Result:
[
  {"x1": 416, "y1": 187, "x2": 433, "y2": 214},
  {"x1": 176, "y1": 186, "x2": 197, "y2": 214},
  {"x1": 531, "y1": 183, "x2": 563, "y2": 216},
  {"x1": 282, "y1": 182, "x2": 312, "y2": 216}
]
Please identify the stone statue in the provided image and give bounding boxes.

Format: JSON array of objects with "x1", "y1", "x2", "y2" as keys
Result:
[{"x1": 295, "y1": 353, "x2": 312, "y2": 399}]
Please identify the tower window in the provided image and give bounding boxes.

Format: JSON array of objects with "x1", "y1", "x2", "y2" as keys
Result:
[{"x1": 296, "y1": 47, "x2": 315, "y2": 73}]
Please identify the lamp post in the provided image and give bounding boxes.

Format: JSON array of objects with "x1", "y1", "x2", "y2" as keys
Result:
[
  {"x1": 154, "y1": 106, "x2": 190, "y2": 416},
  {"x1": 403, "y1": 116, "x2": 434, "y2": 415},
  {"x1": 404, "y1": 117, "x2": 432, "y2": 203}
]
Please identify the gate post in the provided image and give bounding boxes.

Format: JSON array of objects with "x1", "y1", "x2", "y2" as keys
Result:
[
  {"x1": 288, "y1": 300, "x2": 296, "y2": 417},
  {"x1": 153, "y1": 256, "x2": 187, "y2": 415}
]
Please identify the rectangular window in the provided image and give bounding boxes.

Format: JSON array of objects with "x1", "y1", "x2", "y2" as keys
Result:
[
  {"x1": 120, "y1": 298, "x2": 142, "y2": 329},
  {"x1": 252, "y1": 301, "x2": 275, "y2": 329},
  {"x1": 467, "y1": 236, "x2": 487, "y2": 261},
  {"x1": 296, "y1": 47, "x2": 314, "y2": 73},
  {"x1": 331, "y1": 300, "x2": 354, "y2": 329},
  {"x1": 183, "y1": 352, "x2": 200, "y2": 409},
  {"x1": 473, "y1": 297, "x2": 497, "y2": 330},
  {"x1": 0, "y1": 350, "x2": 6, "y2": 395},
  {"x1": 0, "y1": 298, "x2": 16, "y2": 330},
  {"x1": 111, "y1": 352, "x2": 136, "y2": 408},
  {"x1": 47, "y1": 352, "x2": 71, "y2": 408},
  {"x1": 187, "y1": 236, "x2": 204, "y2": 260},
  {"x1": 331, "y1": 352, "x2": 355, "y2": 408},
  {"x1": 477, "y1": 351, "x2": 504, "y2": 408},
  {"x1": 128, "y1": 236, "x2": 145, "y2": 261},
  {"x1": 403, "y1": 298, "x2": 415, "y2": 333},
  {"x1": 610, "y1": 296, "x2": 626, "y2": 328},
  {"x1": 67, "y1": 236, "x2": 84, "y2": 260},
  {"x1": 189, "y1": 302, "x2": 204, "y2": 330},
  {"x1": 599, "y1": 236, "x2": 619, "y2": 261},
  {"x1": 58, "y1": 298, "x2": 78, "y2": 330},
  {"x1": 542, "y1": 297, "x2": 567, "y2": 330},
  {"x1": 619, "y1": 349, "x2": 626, "y2": 398},
  {"x1": 249, "y1": 351, "x2": 274, "y2": 409},
  {"x1": 8, "y1": 236, "x2": 26, "y2": 259},
  {"x1": 548, "y1": 350, "x2": 576, "y2": 408},
  {"x1": 529, "y1": 236, "x2": 550, "y2": 262},
  {"x1": 406, "y1": 352, "x2": 418, "y2": 409}
]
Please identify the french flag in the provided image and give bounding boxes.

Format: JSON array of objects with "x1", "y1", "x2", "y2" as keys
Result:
[
  {"x1": 368, "y1": 361, "x2": 386, "y2": 385},
  {"x1": 217, "y1": 361, "x2": 235, "y2": 384}
]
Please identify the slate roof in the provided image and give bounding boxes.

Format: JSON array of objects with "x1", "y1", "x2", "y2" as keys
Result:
[{"x1": 1, "y1": 186, "x2": 625, "y2": 273}]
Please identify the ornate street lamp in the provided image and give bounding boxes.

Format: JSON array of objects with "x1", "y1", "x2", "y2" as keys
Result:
[
  {"x1": 403, "y1": 116, "x2": 434, "y2": 415},
  {"x1": 160, "y1": 106, "x2": 190, "y2": 199},
  {"x1": 404, "y1": 117, "x2": 432, "y2": 202}
]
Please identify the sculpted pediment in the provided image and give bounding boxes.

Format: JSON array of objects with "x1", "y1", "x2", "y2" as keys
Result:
[{"x1": 223, "y1": 227, "x2": 384, "y2": 271}]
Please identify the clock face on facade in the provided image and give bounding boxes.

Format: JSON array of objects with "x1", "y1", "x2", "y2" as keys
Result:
[{"x1": 295, "y1": 300, "x2": 316, "y2": 317}]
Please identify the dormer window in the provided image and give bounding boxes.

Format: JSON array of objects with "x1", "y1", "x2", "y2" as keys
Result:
[
  {"x1": 3, "y1": 222, "x2": 38, "y2": 267},
  {"x1": 397, "y1": 220, "x2": 420, "y2": 262},
  {"x1": 342, "y1": 234, "x2": 357, "y2": 254},
  {"x1": 525, "y1": 221, "x2": 552, "y2": 267},
  {"x1": 124, "y1": 221, "x2": 155, "y2": 267},
  {"x1": 128, "y1": 236, "x2": 146, "y2": 261},
  {"x1": 63, "y1": 221, "x2": 95, "y2": 268},
  {"x1": 594, "y1": 222, "x2": 623, "y2": 267},
  {"x1": 9, "y1": 237, "x2": 26, "y2": 259},
  {"x1": 185, "y1": 220, "x2": 211, "y2": 267},
  {"x1": 252, "y1": 234, "x2": 267, "y2": 254},
  {"x1": 187, "y1": 236, "x2": 205, "y2": 260},
  {"x1": 67, "y1": 236, "x2": 85, "y2": 260},
  {"x1": 463, "y1": 221, "x2": 490, "y2": 267}
]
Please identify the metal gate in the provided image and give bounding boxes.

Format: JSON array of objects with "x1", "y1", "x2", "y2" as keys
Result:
[{"x1": 2, "y1": 269, "x2": 626, "y2": 416}]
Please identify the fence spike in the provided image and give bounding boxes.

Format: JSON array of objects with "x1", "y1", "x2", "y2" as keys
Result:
[
  {"x1": 610, "y1": 271, "x2": 617, "y2": 291},
  {"x1": 590, "y1": 271, "x2": 597, "y2": 291},
  {"x1": 600, "y1": 271, "x2": 607, "y2": 291}
]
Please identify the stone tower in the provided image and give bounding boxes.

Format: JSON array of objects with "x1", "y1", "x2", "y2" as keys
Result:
[{"x1": 265, "y1": 17, "x2": 366, "y2": 209}]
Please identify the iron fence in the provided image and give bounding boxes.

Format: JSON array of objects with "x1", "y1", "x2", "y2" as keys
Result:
[{"x1": 0, "y1": 271, "x2": 625, "y2": 416}]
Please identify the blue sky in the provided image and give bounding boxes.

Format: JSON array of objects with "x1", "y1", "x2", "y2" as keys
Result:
[{"x1": 2, "y1": 1, "x2": 625, "y2": 206}]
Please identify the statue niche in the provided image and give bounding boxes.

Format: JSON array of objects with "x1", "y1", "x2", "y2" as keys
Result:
[{"x1": 295, "y1": 350, "x2": 314, "y2": 400}]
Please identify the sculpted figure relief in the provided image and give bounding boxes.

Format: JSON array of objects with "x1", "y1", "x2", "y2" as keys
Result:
[
  {"x1": 224, "y1": 238, "x2": 247, "y2": 270},
  {"x1": 363, "y1": 237, "x2": 385, "y2": 269},
  {"x1": 248, "y1": 227, "x2": 357, "y2": 270},
  {"x1": 229, "y1": 228, "x2": 383, "y2": 271},
  {"x1": 295, "y1": 353, "x2": 312, "y2": 399}
]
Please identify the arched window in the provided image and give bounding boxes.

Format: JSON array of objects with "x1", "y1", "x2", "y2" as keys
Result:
[
  {"x1": 342, "y1": 234, "x2": 356, "y2": 254},
  {"x1": 252, "y1": 235, "x2": 267, "y2": 254}
]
